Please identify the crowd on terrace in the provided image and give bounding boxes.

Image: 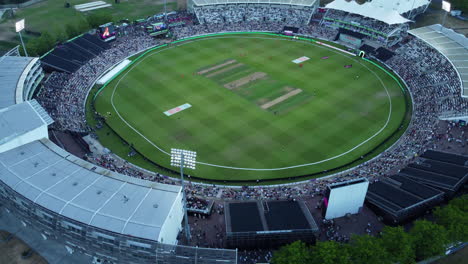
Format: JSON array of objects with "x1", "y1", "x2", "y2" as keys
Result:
[
  {"x1": 37, "y1": 29, "x2": 158, "y2": 132},
  {"x1": 388, "y1": 37, "x2": 468, "y2": 118},
  {"x1": 187, "y1": 196, "x2": 211, "y2": 212},
  {"x1": 194, "y1": 4, "x2": 314, "y2": 26},
  {"x1": 172, "y1": 20, "x2": 339, "y2": 42},
  {"x1": 36, "y1": 10, "x2": 467, "y2": 207}
]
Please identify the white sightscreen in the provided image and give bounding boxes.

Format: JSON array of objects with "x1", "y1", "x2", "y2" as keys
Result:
[{"x1": 325, "y1": 180, "x2": 369, "y2": 219}]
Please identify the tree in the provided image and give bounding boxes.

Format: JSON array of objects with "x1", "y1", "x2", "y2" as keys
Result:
[
  {"x1": 380, "y1": 226, "x2": 415, "y2": 264},
  {"x1": 434, "y1": 196, "x2": 468, "y2": 243},
  {"x1": 54, "y1": 28, "x2": 68, "y2": 43},
  {"x1": 31, "y1": 31, "x2": 56, "y2": 56},
  {"x1": 410, "y1": 220, "x2": 449, "y2": 260},
  {"x1": 40, "y1": 31, "x2": 55, "y2": 49},
  {"x1": 75, "y1": 19, "x2": 91, "y2": 35},
  {"x1": 86, "y1": 12, "x2": 113, "y2": 28},
  {"x1": 24, "y1": 39, "x2": 38, "y2": 57},
  {"x1": 271, "y1": 241, "x2": 313, "y2": 264},
  {"x1": 65, "y1": 24, "x2": 79, "y2": 39},
  {"x1": 311, "y1": 240, "x2": 351, "y2": 264},
  {"x1": 347, "y1": 234, "x2": 390, "y2": 264},
  {"x1": 449, "y1": 194, "x2": 468, "y2": 212}
]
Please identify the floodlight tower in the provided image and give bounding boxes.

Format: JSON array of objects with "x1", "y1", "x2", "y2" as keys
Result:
[
  {"x1": 170, "y1": 148, "x2": 196, "y2": 242},
  {"x1": 441, "y1": 1, "x2": 451, "y2": 31},
  {"x1": 15, "y1": 19, "x2": 28, "y2": 57}
]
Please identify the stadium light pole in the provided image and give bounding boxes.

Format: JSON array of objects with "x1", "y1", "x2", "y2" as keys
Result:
[
  {"x1": 408, "y1": 0, "x2": 415, "y2": 19},
  {"x1": 441, "y1": 1, "x2": 451, "y2": 31},
  {"x1": 170, "y1": 148, "x2": 196, "y2": 242},
  {"x1": 15, "y1": 19, "x2": 28, "y2": 57}
]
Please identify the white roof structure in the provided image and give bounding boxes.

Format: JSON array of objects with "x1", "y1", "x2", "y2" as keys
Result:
[
  {"x1": 371, "y1": 0, "x2": 430, "y2": 15},
  {"x1": 409, "y1": 25, "x2": 468, "y2": 97},
  {"x1": 0, "y1": 139, "x2": 182, "y2": 241},
  {"x1": 192, "y1": 0, "x2": 317, "y2": 7},
  {"x1": 0, "y1": 101, "x2": 45, "y2": 145},
  {"x1": 0, "y1": 100, "x2": 53, "y2": 153},
  {"x1": 0, "y1": 56, "x2": 34, "y2": 108},
  {"x1": 325, "y1": 0, "x2": 411, "y2": 25}
]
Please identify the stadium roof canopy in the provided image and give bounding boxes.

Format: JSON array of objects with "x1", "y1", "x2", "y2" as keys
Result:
[
  {"x1": 0, "y1": 100, "x2": 52, "y2": 146},
  {"x1": 0, "y1": 56, "x2": 34, "y2": 108},
  {"x1": 325, "y1": 0, "x2": 411, "y2": 25},
  {"x1": 371, "y1": 0, "x2": 430, "y2": 15},
  {"x1": 192, "y1": 0, "x2": 318, "y2": 7},
  {"x1": 0, "y1": 139, "x2": 182, "y2": 241},
  {"x1": 409, "y1": 25, "x2": 468, "y2": 97}
]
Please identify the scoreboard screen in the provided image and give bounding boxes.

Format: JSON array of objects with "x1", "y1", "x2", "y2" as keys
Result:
[
  {"x1": 99, "y1": 23, "x2": 116, "y2": 41},
  {"x1": 148, "y1": 22, "x2": 167, "y2": 32}
]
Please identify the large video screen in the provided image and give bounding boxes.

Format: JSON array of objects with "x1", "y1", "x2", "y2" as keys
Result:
[
  {"x1": 149, "y1": 22, "x2": 167, "y2": 32},
  {"x1": 99, "y1": 23, "x2": 116, "y2": 40},
  {"x1": 325, "y1": 179, "x2": 369, "y2": 219}
]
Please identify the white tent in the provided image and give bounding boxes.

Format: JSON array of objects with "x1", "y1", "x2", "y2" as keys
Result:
[
  {"x1": 371, "y1": 0, "x2": 430, "y2": 15},
  {"x1": 325, "y1": 0, "x2": 411, "y2": 25}
]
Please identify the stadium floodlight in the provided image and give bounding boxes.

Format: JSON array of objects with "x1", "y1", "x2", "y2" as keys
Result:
[
  {"x1": 442, "y1": 1, "x2": 451, "y2": 12},
  {"x1": 441, "y1": 1, "x2": 451, "y2": 31},
  {"x1": 15, "y1": 19, "x2": 24, "y2": 32},
  {"x1": 170, "y1": 148, "x2": 197, "y2": 242},
  {"x1": 15, "y1": 19, "x2": 28, "y2": 57}
]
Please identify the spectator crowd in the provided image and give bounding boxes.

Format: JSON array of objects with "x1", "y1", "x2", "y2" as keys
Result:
[
  {"x1": 36, "y1": 9, "x2": 467, "y2": 212},
  {"x1": 37, "y1": 28, "x2": 159, "y2": 132}
]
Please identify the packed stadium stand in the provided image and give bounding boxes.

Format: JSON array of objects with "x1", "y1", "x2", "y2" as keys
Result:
[
  {"x1": 383, "y1": 33, "x2": 468, "y2": 121},
  {"x1": 191, "y1": 0, "x2": 318, "y2": 26},
  {"x1": 409, "y1": 25, "x2": 468, "y2": 105}
]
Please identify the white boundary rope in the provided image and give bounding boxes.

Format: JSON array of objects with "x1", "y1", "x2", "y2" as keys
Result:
[{"x1": 108, "y1": 36, "x2": 394, "y2": 171}]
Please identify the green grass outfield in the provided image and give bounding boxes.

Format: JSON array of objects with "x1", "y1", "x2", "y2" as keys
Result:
[{"x1": 93, "y1": 33, "x2": 410, "y2": 182}]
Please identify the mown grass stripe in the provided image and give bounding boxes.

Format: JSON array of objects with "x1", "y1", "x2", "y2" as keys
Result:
[{"x1": 92, "y1": 34, "x2": 408, "y2": 182}]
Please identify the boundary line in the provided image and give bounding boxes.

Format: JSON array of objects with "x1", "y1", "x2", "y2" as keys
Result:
[{"x1": 103, "y1": 34, "x2": 396, "y2": 171}]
